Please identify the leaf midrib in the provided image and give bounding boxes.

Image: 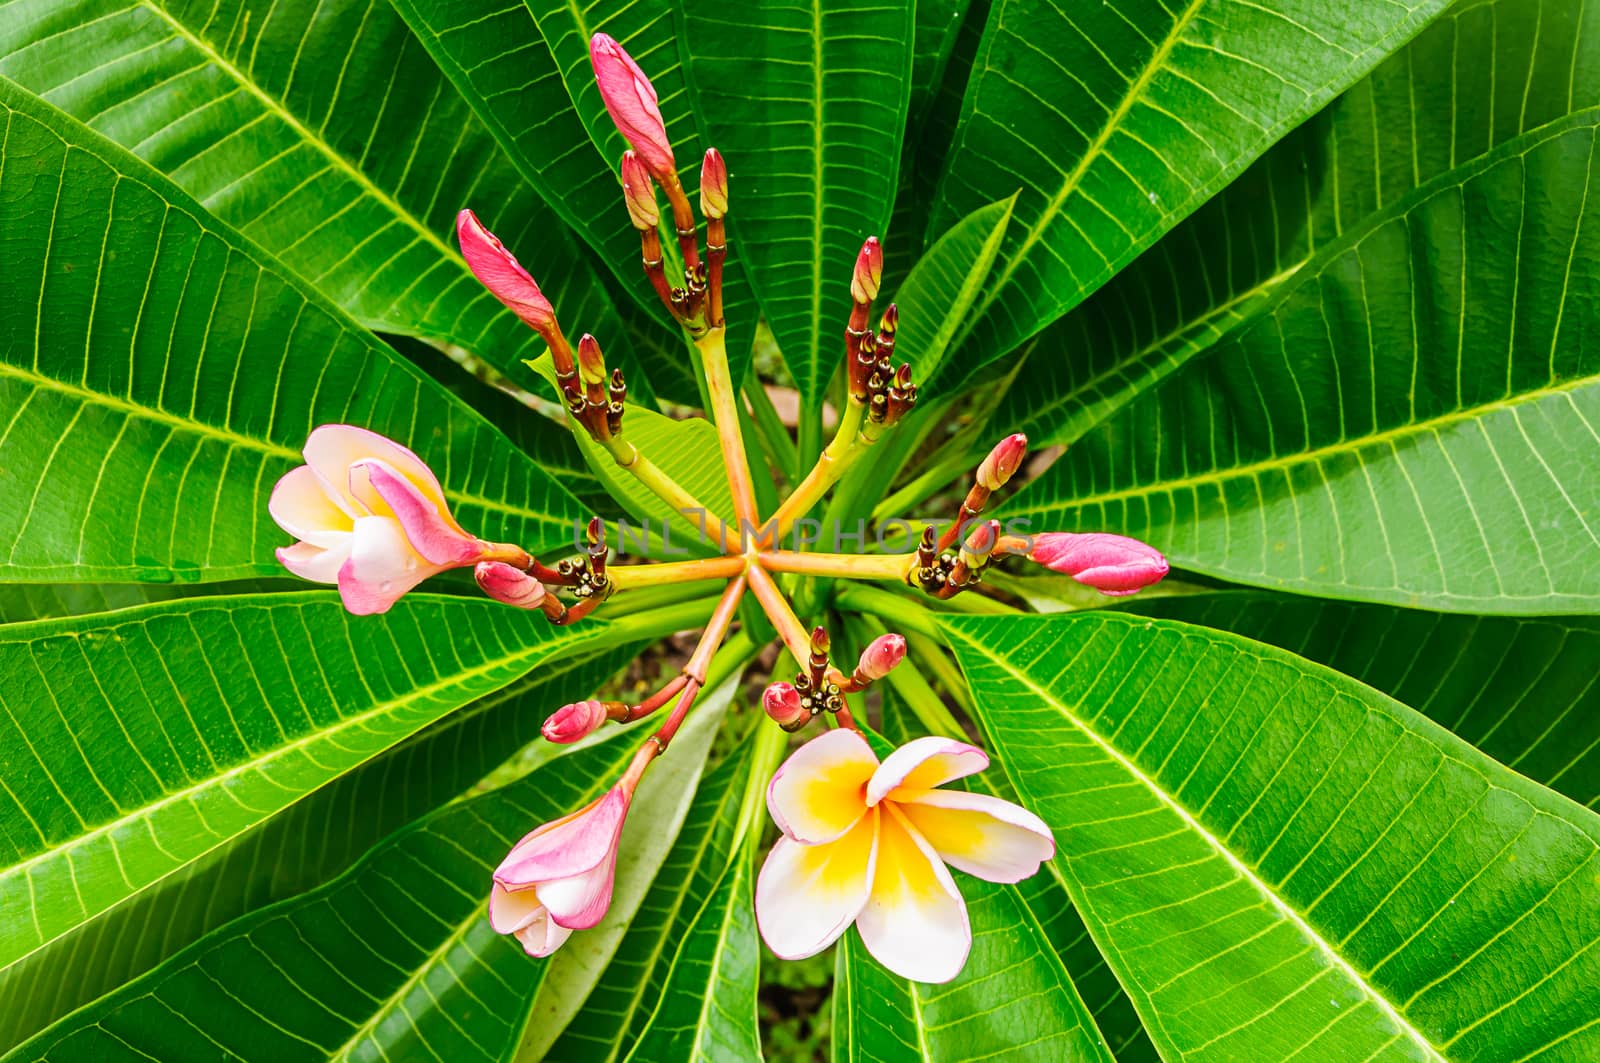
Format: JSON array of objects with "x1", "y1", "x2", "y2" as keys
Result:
[
  {"x1": 0, "y1": 617, "x2": 603, "y2": 968},
  {"x1": 1030, "y1": 371, "x2": 1597, "y2": 515},
  {"x1": 959, "y1": 626, "x2": 1446, "y2": 1061}
]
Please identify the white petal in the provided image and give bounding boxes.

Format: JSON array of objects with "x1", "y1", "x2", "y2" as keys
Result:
[
  {"x1": 855, "y1": 804, "x2": 971, "y2": 984},
  {"x1": 538, "y1": 856, "x2": 619, "y2": 931},
  {"x1": 268, "y1": 466, "x2": 354, "y2": 547},
  {"x1": 488, "y1": 885, "x2": 571, "y2": 957},
  {"x1": 767, "y1": 728, "x2": 877, "y2": 844},
  {"x1": 894, "y1": 788, "x2": 1055, "y2": 883},
  {"x1": 867, "y1": 736, "x2": 989, "y2": 806},
  {"x1": 303, "y1": 424, "x2": 450, "y2": 515},
  {"x1": 755, "y1": 810, "x2": 877, "y2": 960},
  {"x1": 336, "y1": 515, "x2": 437, "y2": 615},
  {"x1": 275, "y1": 540, "x2": 348, "y2": 584}
]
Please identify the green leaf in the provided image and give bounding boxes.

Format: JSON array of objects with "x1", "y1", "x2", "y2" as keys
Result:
[
  {"x1": 945, "y1": 611, "x2": 1600, "y2": 1061},
  {"x1": 675, "y1": 0, "x2": 915, "y2": 407},
  {"x1": 0, "y1": 592, "x2": 623, "y2": 978},
  {"x1": 931, "y1": 0, "x2": 1453, "y2": 378},
  {"x1": 0, "y1": 634, "x2": 641, "y2": 1050},
  {"x1": 890, "y1": 195, "x2": 1015, "y2": 384},
  {"x1": 0, "y1": 0, "x2": 629, "y2": 394},
  {"x1": 1006, "y1": 107, "x2": 1600, "y2": 612},
  {"x1": 0, "y1": 579, "x2": 302, "y2": 625},
  {"x1": 996, "y1": 0, "x2": 1600, "y2": 449},
  {"x1": 1122, "y1": 591, "x2": 1600, "y2": 810},
  {"x1": 4, "y1": 719, "x2": 647, "y2": 1061},
  {"x1": 0, "y1": 78, "x2": 586, "y2": 582}
]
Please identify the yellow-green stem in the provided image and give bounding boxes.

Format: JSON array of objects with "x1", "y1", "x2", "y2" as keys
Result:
[
  {"x1": 601, "y1": 435, "x2": 739, "y2": 549},
  {"x1": 609, "y1": 555, "x2": 747, "y2": 590},
  {"x1": 696, "y1": 328, "x2": 760, "y2": 529},
  {"x1": 745, "y1": 561, "x2": 814, "y2": 663},
  {"x1": 766, "y1": 401, "x2": 870, "y2": 545},
  {"x1": 756, "y1": 550, "x2": 914, "y2": 582}
]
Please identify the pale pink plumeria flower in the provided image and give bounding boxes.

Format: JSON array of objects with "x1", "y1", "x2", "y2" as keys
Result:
[
  {"x1": 756, "y1": 730, "x2": 1054, "y2": 983},
  {"x1": 589, "y1": 33, "x2": 675, "y2": 181},
  {"x1": 269, "y1": 425, "x2": 490, "y2": 615},
  {"x1": 491, "y1": 776, "x2": 637, "y2": 957},
  {"x1": 1028, "y1": 532, "x2": 1169, "y2": 596}
]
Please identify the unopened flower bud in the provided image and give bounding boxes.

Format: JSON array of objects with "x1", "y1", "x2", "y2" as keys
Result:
[
  {"x1": 475, "y1": 561, "x2": 547, "y2": 609},
  {"x1": 1029, "y1": 532, "x2": 1169, "y2": 596},
  {"x1": 456, "y1": 210, "x2": 556, "y2": 334},
  {"x1": 976, "y1": 433, "x2": 1027, "y2": 491},
  {"x1": 959, "y1": 520, "x2": 999, "y2": 570},
  {"x1": 856, "y1": 633, "x2": 906, "y2": 682},
  {"x1": 764, "y1": 682, "x2": 809, "y2": 731},
  {"x1": 542, "y1": 699, "x2": 608, "y2": 744},
  {"x1": 621, "y1": 151, "x2": 659, "y2": 231},
  {"x1": 577, "y1": 334, "x2": 607, "y2": 387},
  {"x1": 700, "y1": 148, "x2": 728, "y2": 220},
  {"x1": 590, "y1": 33, "x2": 675, "y2": 180},
  {"x1": 851, "y1": 237, "x2": 883, "y2": 304}
]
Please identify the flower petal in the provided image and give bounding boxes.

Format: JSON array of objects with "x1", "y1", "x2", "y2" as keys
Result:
[
  {"x1": 495, "y1": 789, "x2": 628, "y2": 886},
  {"x1": 855, "y1": 803, "x2": 971, "y2": 984},
  {"x1": 894, "y1": 788, "x2": 1055, "y2": 883},
  {"x1": 268, "y1": 466, "x2": 354, "y2": 547},
  {"x1": 352, "y1": 458, "x2": 479, "y2": 566},
  {"x1": 303, "y1": 424, "x2": 450, "y2": 517},
  {"x1": 336, "y1": 515, "x2": 436, "y2": 615},
  {"x1": 755, "y1": 811, "x2": 877, "y2": 960},
  {"x1": 275, "y1": 540, "x2": 348, "y2": 584},
  {"x1": 866, "y1": 736, "x2": 989, "y2": 806},
  {"x1": 538, "y1": 853, "x2": 621, "y2": 930},
  {"x1": 488, "y1": 884, "x2": 572, "y2": 957},
  {"x1": 767, "y1": 728, "x2": 878, "y2": 844}
]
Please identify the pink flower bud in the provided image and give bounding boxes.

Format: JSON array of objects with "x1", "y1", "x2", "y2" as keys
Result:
[
  {"x1": 1029, "y1": 532, "x2": 1169, "y2": 596},
  {"x1": 490, "y1": 786, "x2": 631, "y2": 952},
  {"x1": 856, "y1": 633, "x2": 906, "y2": 682},
  {"x1": 764, "y1": 682, "x2": 809, "y2": 731},
  {"x1": 543, "y1": 699, "x2": 608, "y2": 744},
  {"x1": 959, "y1": 520, "x2": 999, "y2": 569},
  {"x1": 851, "y1": 237, "x2": 883, "y2": 304},
  {"x1": 475, "y1": 561, "x2": 547, "y2": 609},
  {"x1": 456, "y1": 210, "x2": 556, "y2": 334},
  {"x1": 577, "y1": 334, "x2": 607, "y2": 387},
  {"x1": 976, "y1": 433, "x2": 1027, "y2": 491},
  {"x1": 700, "y1": 148, "x2": 728, "y2": 220},
  {"x1": 620, "y1": 151, "x2": 660, "y2": 231},
  {"x1": 589, "y1": 33, "x2": 675, "y2": 180}
]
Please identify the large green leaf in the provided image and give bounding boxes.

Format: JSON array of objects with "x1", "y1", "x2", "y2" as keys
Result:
[
  {"x1": 5, "y1": 701, "x2": 724, "y2": 1062},
  {"x1": 946, "y1": 611, "x2": 1600, "y2": 1061},
  {"x1": 930, "y1": 0, "x2": 1452, "y2": 381},
  {"x1": 1123, "y1": 591, "x2": 1600, "y2": 809},
  {"x1": 0, "y1": 78, "x2": 586, "y2": 582},
  {"x1": 0, "y1": 630, "x2": 644, "y2": 1051},
  {"x1": 0, "y1": 0, "x2": 633, "y2": 394},
  {"x1": 890, "y1": 195, "x2": 1014, "y2": 384},
  {"x1": 1007, "y1": 107, "x2": 1600, "y2": 613},
  {"x1": 675, "y1": 0, "x2": 915, "y2": 408},
  {"x1": 996, "y1": 0, "x2": 1600, "y2": 450},
  {"x1": 0, "y1": 591, "x2": 653, "y2": 980}
]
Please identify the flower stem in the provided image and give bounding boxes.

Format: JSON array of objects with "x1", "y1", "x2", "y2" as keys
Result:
[
  {"x1": 765, "y1": 400, "x2": 869, "y2": 546},
  {"x1": 756, "y1": 550, "x2": 914, "y2": 582},
  {"x1": 609, "y1": 555, "x2": 746, "y2": 590},
  {"x1": 745, "y1": 561, "x2": 814, "y2": 664},
  {"x1": 695, "y1": 328, "x2": 760, "y2": 530},
  {"x1": 652, "y1": 573, "x2": 747, "y2": 748},
  {"x1": 600, "y1": 435, "x2": 739, "y2": 549}
]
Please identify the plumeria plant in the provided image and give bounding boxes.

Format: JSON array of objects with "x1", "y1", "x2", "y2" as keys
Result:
[{"x1": 3, "y1": 0, "x2": 1599, "y2": 1061}]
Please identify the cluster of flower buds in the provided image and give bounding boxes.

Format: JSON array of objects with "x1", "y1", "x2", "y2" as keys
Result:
[
  {"x1": 456, "y1": 210, "x2": 629, "y2": 443},
  {"x1": 845, "y1": 238, "x2": 916, "y2": 428},
  {"x1": 593, "y1": 34, "x2": 729, "y2": 332},
  {"x1": 764, "y1": 629, "x2": 906, "y2": 732}
]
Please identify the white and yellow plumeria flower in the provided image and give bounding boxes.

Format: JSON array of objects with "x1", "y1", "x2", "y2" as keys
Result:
[{"x1": 755, "y1": 729, "x2": 1054, "y2": 983}]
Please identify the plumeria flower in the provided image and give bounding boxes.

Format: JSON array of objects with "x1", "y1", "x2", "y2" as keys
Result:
[
  {"x1": 490, "y1": 774, "x2": 636, "y2": 957},
  {"x1": 269, "y1": 424, "x2": 491, "y2": 615},
  {"x1": 756, "y1": 730, "x2": 1054, "y2": 983}
]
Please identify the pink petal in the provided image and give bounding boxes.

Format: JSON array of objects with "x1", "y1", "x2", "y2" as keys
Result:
[
  {"x1": 268, "y1": 466, "x2": 355, "y2": 548},
  {"x1": 275, "y1": 540, "x2": 348, "y2": 584},
  {"x1": 894, "y1": 789, "x2": 1055, "y2": 884},
  {"x1": 335, "y1": 515, "x2": 437, "y2": 615},
  {"x1": 866, "y1": 736, "x2": 989, "y2": 807},
  {"x1": 456, "y1": 209, "x2": 556, "y2": 332},
  {"x1": 589, "y1": 33, "x2": 674, "y2": 177},
  {"x1": 1028, "y1": 532, "x2": 1168, "y2": 595},
  {"x1": 538, "y1": 854, "x2": 621, "y2": 930},
  {"x1": 855, "y1": 803, "x2": 971, "y2": 984},
  {"x1": 352, "y1": 458, "x2": 478, "y2": 566},
  {"x1": 303, "y1": 424, "x2": 451, "y2": 520},
  {"x1": 495, "y1": 789, "x2": 629, "y2": 886},
  {"x1": 755, "y1": 811, "x2": 878, "y2": 960},
  {"x1": 767, "y1": 728, "x2": 878, "y2": 844}
]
